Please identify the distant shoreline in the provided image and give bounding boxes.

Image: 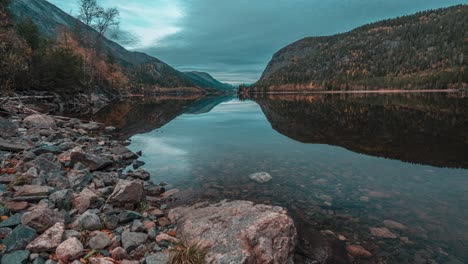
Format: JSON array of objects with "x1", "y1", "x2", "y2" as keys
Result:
[{"x1": 249, "y1": 89, "x2": 462, "y2": 95}]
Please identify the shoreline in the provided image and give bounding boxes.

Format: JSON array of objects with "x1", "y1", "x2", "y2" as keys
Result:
[
  {"x1": 0, "y1": 103, "x2": 297, "y2": 263},
  {"x1": 247, "y1": 88, "x2": 463, "y2": 95}
]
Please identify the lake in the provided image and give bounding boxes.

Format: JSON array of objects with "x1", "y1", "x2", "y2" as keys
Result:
[{"x1": 89, "y1": 92, "x2": 468, "y2": 264}]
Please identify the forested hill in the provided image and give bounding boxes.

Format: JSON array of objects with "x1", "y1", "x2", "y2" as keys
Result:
[
  {"x1": 184, "y1": 71, "x2": 234, "y2": 90},
  {"x1": 250, "y1": 5, "x2": 467, "y2": 92},
  {"x1": 1, "y1": 0, "x2": 229, "y2": 97}
]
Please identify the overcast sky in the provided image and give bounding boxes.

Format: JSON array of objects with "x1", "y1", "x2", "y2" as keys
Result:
[{"x1": 49, "y1": 0, "x2": 467, "y2": 84}]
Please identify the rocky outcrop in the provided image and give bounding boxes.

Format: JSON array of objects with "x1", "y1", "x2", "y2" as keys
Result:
[{"x1": 169, "y1": 200, "x2": 297, "y2": 264}]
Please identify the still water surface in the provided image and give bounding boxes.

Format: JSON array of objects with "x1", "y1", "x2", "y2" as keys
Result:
[{"x1": 91, "y1": 93, "x2": 468, "y2": 263}]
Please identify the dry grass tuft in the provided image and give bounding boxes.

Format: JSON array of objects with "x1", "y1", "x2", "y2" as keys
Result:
[{"x1": 168, "y1": 239, "x2": 208, "y2": 264}]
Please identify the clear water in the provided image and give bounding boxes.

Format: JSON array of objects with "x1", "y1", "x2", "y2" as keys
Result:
[{"x1": 92, "y1": 93, "x2": 468, "y2": 263}]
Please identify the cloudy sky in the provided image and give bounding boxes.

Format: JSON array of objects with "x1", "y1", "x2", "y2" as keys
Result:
[{"x1": 49, "y1": 0, "x2": 467, "y2": 84}]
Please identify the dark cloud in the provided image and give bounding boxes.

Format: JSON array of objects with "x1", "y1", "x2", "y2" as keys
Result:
[{"x1": 142, "y1": 0, "x2": 466, "y2": 84}]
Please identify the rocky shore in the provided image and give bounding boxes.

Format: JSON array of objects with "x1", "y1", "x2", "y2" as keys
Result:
[{"x1": 0, "y1": 109, "x2": 297, "y2": 263}]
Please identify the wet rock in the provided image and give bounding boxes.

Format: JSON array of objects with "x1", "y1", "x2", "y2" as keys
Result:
[
  {"x1": 109, "y1": 146, "x2": 138, "y2": 160},
  {"x1": 49, "y1": 190, "x2": 74, "y2": 211},
  {"x1": 346, "y1": 245, "x2": 372, "y2": 258},
  {"x1": 168, "y1": 200, "x2": 296, "y2": 264},
  {"x1": 248, "y1": 172, "x2": 272, "y2": 183},
  {"x1": 0, "y1": 139, "x2": 30, "y2": 152},
  {"x1": 70, "y1": 152, "x2": 112, "y2": 171},
  {"x1": 132, "y1": 160, "x2": 145, "y2": 170},
  {"x1": 370, "y1": 227, "x2": 398, "y2": 238},
  {"x1": 1, "y1": 250, "x2": 30, "y2": 264},
  {"x1": 0, "y1": 117, "x2": 18, "y2": 137},
  {"x1": 21, "y1": 208, "x2": 65, "y2": 233},
  {"x1": 383, "y1": 220, "x2": 407, "y2": 230},
  {"x1": 110, "y1": 247, "x2": 127, "y2": 260},
  {"x1": 72, "y1": 188, "x2": 99, "y2": 213},
  {"x1": 145, "y1": 185, "x2": 165, "y2": 197},
  {"x1": 127, "y1": 169, "x2": 150, "y2": 180},
  {"x1": 2, "y1": 225, "x2": 37, "y2": 252},
  {"x1": 26, "y1": 222, "x2": 65, "y2": 252},
  {"x1": 0, "y1": 212, "x2": 24, "y2": 228},
  {"x1": 107, "y1": 180, "x2": 144, "y2": 207},
  {"x1": 55, "y1": 237, "x2": 83, "y2": 263},
  {"x1": 24, "y1": 114, "x2": 57, "y2": 129},
  {"x1": 121, "y1": 230, "x2": 148, "y2": 252},
  {"x1": 5, "y1": 201, "x2": 29, "y2": 212},
  {"x1": 72, "y1": 210, "x2": 103, "y2": 231},
  {"x1": 13, "y1": 185, "x2": 54, "y2": 197},
  {"x1": 88, "y1": 231, "x2": 111, "y2": 250}
]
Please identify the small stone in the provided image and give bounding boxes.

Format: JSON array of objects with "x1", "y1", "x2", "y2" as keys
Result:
[
  {"x1": 130, "y1": 220, "x2": 144, "y2": 232},
  {"x1": 13, "y1": 185, "x2": 54, "y2": 197},
  {"x1": 75, "y1": 122, "x2": 101, "y2": 131},
  {"x1": 110, "y1": 247, "x2": 127, "y2": 260},
  {"x1": 107, "y1": 180, "x2": 144, "y2": 207},
  {"x1": 70, "y1": 152, "x2": 112, "y2": 171},
  {"x1": 248, "y1": 172, "x2": 272, "y2": 183},
  {"x1": 142, "y1": 220, "x2": 156, "y2": 230},
  {"x1": 31, "y1": 145, "x2": 62, "y2": 156},
  {"x1": 88, "y1": 232, "x2": 111, "y2": 250},
  {"x1": 0, "y1": 139, "x2": 30, "y2": 152},
  {"x1": 72, "y1": 188, "x2": 99, "y2": 213},
  {"x1": 55, "y1": 237, "x2": 83, "y2": 263},
  {"x1": 2, "y1": 225, "x2": 37, "y2": 252},
  {"x1": 0, "y1": 212, "x2": 24, "y2": 228},
  {"x1": 72, "y1": 210, "x2": 103, "y2": 231},
  {"x1": 118, "y1": 211, "x2": 142, "y2": 224},
  {"x1": 24, "y1": 114, "x2": 56, "y2": 129},
  {"x1": 155, "y1": 233, "x2": 178, "y2": 244},
  {"x1": 1, "y1": 250, "x2": 30, "y2": 264},
  {"x1": 121, "y1": 230, "x2": 148, "y2": 252},
  {"x1": 146, "y1": 252, "x2": 169, "y2": 264},
  {"x1": 21, "y1": 208, "x2": 65, "y2": 233},
  {"x1": 149, "y1": 209, "x2": 164, "y2": 217},
  {"x1": 359, "y1": 196, "x2": 370, "y2": 202},
  {"x1": 346, "y1": 245, "x2": 372, "y2": 258},
  {"x1": 5, "y1": 201, "x2": 28, "y2": 212},
  {"x1": 89, "y1": 257, "x2": 114, "y2": 264},
  {"x1": 370, "y1": 227, "x2": 398, "y2": 239},
  {"x1": 157, "y1": 217, "x2": 170, "y2": 227},
  {"x1": 49, "y1": 190, "x2": 74, "y2": 211},
  {"x1": 26, "y1": 223, "x2": 65, "y2": 252}
]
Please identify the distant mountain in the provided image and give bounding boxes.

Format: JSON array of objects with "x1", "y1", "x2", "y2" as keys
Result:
[
  {"x1": 250, "y1": 5, "x2": 467, "y2": 92},
  {"x1": 184, "y1": 71, "x2": 234, "y2": 90},
  {"x1": 8, "y1": 0, "x2": 223, "y2": 91}
]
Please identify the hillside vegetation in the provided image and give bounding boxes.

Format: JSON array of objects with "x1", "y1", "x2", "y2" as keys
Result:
[{"x1": 247, "y1": 5, "x2": 467, "y2": 93}]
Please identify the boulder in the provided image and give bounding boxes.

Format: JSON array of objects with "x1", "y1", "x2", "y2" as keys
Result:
[
  {"x1": 21, "y1": 208, "x2": 65, "y2": 233},
  {"x1": 23, "y1": 114, "x2": 56, "y2": 129},
  {"x1": 26, "y1": 222, "x2": 65, "y2": 252},
  {"x1": 106, "y1": 180, "x2": 144, "y2": 207},
  {"x1": 248, "y1": 172, "x2": 272, "y2": 183},
  {"x1": 55, "y1": 237, "x2": 83, "y2": 262},
  {"x1": 1, "y1": 250, "x2": 30, "y2": 264},
  {"x1": 2, "y1": 225, "x2": 37, "y2": 252},
  {"x1": 121, "y1": 230, "x2": 148, "y2": 252},
  {"x1": 168, "y1": 200, "x2": 296, "y2": 264},
  {"x1": 70, "y1": 152, "x2": 112, "y2": 171}
]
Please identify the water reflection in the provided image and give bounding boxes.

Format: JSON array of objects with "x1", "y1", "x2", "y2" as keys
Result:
[{"x1": 253, "y1": 93, "x2": 468, "y2": 168}]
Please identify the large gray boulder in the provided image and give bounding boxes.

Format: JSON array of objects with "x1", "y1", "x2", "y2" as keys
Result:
[{"x1": 168, "y1": 200, "x2": 297, "y2": 264}]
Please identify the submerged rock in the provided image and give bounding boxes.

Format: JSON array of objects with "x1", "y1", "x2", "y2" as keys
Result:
[
  {"x1": 248, "y1": 172, "x2": 273, "y2": 183},
  {"x1": 370, "y1": 227, "x2": 398, "y2": 239},
  {"x1": 168, "y1": 200, "x2": 296, "y2": 264},
  {"x1": 346, "y1": 245, "x2": 372, "y2": 258}
]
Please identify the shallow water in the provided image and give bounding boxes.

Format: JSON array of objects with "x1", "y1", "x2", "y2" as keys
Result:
[{"x1": 92, "y1": 92, "x2": 468, "y2": 263}]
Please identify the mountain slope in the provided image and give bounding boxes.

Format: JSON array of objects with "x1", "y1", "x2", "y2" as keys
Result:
[
  {"x1": 184, "y1": 71, "x2": 234, "y2": 90},
  {"x1": 8, "y1": 0, "x2": 204, "y2": 90},
  {"x1": 252, "y1": 5, "x2": 467, "y2": 92}
]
